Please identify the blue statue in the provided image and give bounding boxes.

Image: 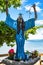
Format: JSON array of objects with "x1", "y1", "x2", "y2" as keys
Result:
[{"x1": 5, "y1": 4, "x2": 37, "y2": 60}]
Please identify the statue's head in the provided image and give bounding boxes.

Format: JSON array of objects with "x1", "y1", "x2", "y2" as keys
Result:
[
  {"x1": 17, "y1": 13, "x2": 23, "y2": 23},
  {"x1": 19, "y1": 13, "x2": 22, "y2": 19}
]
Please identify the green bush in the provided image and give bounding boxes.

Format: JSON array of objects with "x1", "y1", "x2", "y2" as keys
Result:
[{"x1": 32, "y1": 50, "x2": 39, "y2": 59}]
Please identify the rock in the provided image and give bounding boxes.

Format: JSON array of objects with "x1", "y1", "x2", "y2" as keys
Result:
[{"x1": 2, "y1": 57, "x2": 40, "y2": 65}]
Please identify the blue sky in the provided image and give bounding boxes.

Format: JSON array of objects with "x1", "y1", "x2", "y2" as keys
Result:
[
  {"x1": 0, "y1": 0, "x2": 43, "y2": 56},
  {"x1": 0, "y1": 0, "x2": 43, "y2": 39},
  {"x1": 0, "y1": 0, "x2": 43, "y2": 21},
  {"x1": 0, "y1": 0, "x2": 43, "y2": 40}
]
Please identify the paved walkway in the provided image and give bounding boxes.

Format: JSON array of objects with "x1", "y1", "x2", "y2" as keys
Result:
[
  {"x1": 34, "y1": 60, "x2": 40, "y2": 65},
  {"x1": 0, "y1": 60, "x2": 40, "y2": 65}
]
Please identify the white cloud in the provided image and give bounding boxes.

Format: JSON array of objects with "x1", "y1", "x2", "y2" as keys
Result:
[
  {"x1": 17, "y1": 0, "x2": 28, "y2": 10},
  {"x1": 25, "y1": 5, "x2": 31, "y2": 11},
  {"x1": 21, "y1": 0, "x2": 28, "y2": 4},
  {"x1": 37, "y1": 28, "x2": 43, "y2": 35},
  {"x1": 35, "y1": 20, "x2": 43, "y2": 26},
  {"x1": 35, "y1": 2, "x2": 41, "y2": 6},
  {"x1": 25, "y1": 3, "x2": 42, "y2": 12},
  {"x1": 35, "y1": 6, "x2": 42, "y2": 12},
  {"x1": 29, "y1": 34, "x2": 43, "y2": 40},
  {"x1": 27, "y1": 20, "x2": 43, "y2": 40},
  {"x1": 28, "y1": 29, "x2": 43, "y2": 40},
  {"x1": 17, "y1": 7, "x2": 22, "y2": 10}
]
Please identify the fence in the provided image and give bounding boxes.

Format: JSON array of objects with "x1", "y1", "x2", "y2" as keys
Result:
[
  {"x1": 0, "y1": 54, "x2": 8, "y2": 64},
  {"x1": 0, "y1": 53, "x2": 43, "y2": 65}
]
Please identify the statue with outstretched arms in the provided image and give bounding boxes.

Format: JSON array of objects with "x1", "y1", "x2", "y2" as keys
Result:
[{"x1": 5, "y1": 1, "x2": 37, "y2": 60}]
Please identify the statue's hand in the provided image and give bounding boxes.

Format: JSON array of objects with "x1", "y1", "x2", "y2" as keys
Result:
[
  {"x1": 32, "y1": 4, "x2": 36, "y2": 8},
  {"x1": 32, "y1": 4, "x2": 37, "y2": 20}
]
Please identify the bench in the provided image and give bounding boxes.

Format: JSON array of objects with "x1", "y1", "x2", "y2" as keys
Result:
[{"x1": 0, "y1": 54, "x2": 8, "y2": 64}]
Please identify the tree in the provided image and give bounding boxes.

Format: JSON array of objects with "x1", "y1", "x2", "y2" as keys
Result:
[
  {"x1": 0, "y1": 0, "x2": 21, "y2": 47},
  {"x1": 0, "y1": 21, "x2": 43, "y2": 47},
  {"x1": 0, "y1": 2, "x2": 43, "y2": 47},
  {"x1": 25, "y1": 25, "x2": 43, "y2": 40},
  {"x1": 0, "y1": 21, "x2": 16, "y2": 47},
  {"x1": 0, "y1": 0, "x2": 21, "y2": 12}
]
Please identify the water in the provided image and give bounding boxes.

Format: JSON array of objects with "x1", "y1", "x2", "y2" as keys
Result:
[
  {"x1": 0, "y1": 40, "x2": 43, "y2": 54},
  {"x1": 0, "y1": 39, "x2": 43, "y2": 61},
  {"x1": 0, "y1": 28, "x2": 43, "y2": 61},
  {"x1": 25, "y1": 40, "x2": 43, "y2": 53}
]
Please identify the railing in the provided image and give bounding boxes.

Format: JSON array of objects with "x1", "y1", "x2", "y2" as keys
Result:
[
  {"x1": 0, "y1": 54, "x2": 8, "y2": 64},
  {"x1": 0, "y1": 53, "x2": 43, "y2": 65},
  {"x1": 0, "y1": 54, "x2": 8, "y2": 57}
]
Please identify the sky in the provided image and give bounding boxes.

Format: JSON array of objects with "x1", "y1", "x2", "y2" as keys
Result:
[
  {"x1": 0, "y1": 0, "x2": 43, "y2": 20},
  {"x1": 0, "y1": 0, "x2": 43, "y2": 40},
  {"x1": 0, "y1": 0, "x2": 43, "y2": 57}
]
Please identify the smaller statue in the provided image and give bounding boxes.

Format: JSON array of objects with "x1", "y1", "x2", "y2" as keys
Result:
[{"x1": 8, "y1": 49, "x2": 14, "y2": 60}]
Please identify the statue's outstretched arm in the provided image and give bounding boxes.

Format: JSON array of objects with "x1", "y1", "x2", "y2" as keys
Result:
[
  {"x1": 5, "y1": 0, "x2": 17, "y2": 31},
  {"x1": 32, "y1": 4, "x2": 37, "y2": 20},
  {"x1": 25, "y1": 18, "x2": 35, "y2": 31},
  {"x1": 25, "y1": 4, "x2": 37, "y2": 31},
  {"x1": 5, "y1": 14, "x2": 17, "y2": 31}
]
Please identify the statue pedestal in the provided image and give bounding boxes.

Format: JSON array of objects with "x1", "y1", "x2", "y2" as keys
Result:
[{"x1": 2, "y1": 57, "x2": 40, "y2": 65}]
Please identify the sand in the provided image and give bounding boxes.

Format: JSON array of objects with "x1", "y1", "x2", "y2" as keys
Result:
[
  {"x1": 0, "y1": 64, "x2": 6, "y2": 65},
  {"x1": 34, "y1": 60, "x2": 40, "y2": 65}
]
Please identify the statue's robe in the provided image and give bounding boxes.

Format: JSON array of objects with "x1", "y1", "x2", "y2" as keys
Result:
[{"x1": 5, "y1": 13, "x2": 35, "y2": 60}]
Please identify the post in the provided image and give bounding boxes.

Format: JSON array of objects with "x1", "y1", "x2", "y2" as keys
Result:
[
  {"x1": 5, "y1": 0, "x2": 8, "y2": 15},
  {"x1": 32, "y1": 4, "x2": 37, "y2": 20}
]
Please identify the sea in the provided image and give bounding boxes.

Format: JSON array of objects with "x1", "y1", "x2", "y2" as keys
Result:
[
  {"x1": 25, "y1": 40, "x2": 43, "y2": 53},
  {"x1": 0, "y1": 39, "x2": 43, "y2": 62},
  {"x1": 0, "y1": 22, "x2": 43, "y2": 61}
]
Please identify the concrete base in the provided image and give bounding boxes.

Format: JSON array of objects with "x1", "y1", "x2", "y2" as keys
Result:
[{"x1": 2, "y1": 57, "x2": 40, "y2": 65}]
